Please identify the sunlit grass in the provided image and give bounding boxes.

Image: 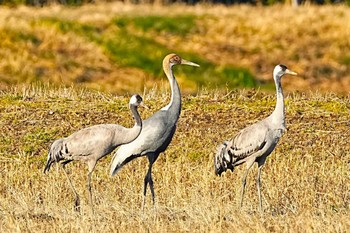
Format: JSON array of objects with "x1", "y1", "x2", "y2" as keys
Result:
[
  {"x1": 0, "y1": 85, "x2": 349, "y2": 232},
  {"x1": 0, "y1": 4, "x2": 349, "y2": 230},
  {"x1": 114, "y1": 15, "x2": 197, "y2": 36},
  {"x1": 39, "y1": 16, "x2": 256, "y2": 91},
  {"x1": 1, "y1": 4, "x2": 349, "y2": 93}
]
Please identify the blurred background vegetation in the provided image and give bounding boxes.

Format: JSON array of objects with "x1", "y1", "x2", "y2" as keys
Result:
[
  {"x1": 0, "y1": 2, "x2": 349, "y2": 94},
  {"x1": 1, "y1": 0, "x2": 350, "y2": 6}
]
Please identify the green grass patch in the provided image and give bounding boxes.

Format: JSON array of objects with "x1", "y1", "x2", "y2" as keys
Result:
[
  {"x1": 15, "y1": 32, "x2": 41, "y2": 45},
  {"x1": 340, "y1": 56, "x2": 350, "y2": 65},
  {"x1": 38, "y1": 17, "x2": 256, "y2": 91},
  {"x1": 37, "y1": 18, "x2": 102, "y2": 42},
  {"x1": 0, "y1": 28, "x2": 41, "y2": 47},
  {"x1": 114, "y1": 15, "x2": 197, "y2": 36},
  {"x1": 309, "y1": 100, "x2": 348, "y2": 113}
]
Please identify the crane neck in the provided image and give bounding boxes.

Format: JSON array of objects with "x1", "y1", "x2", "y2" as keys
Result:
[
  {"x1": 271, "y1": 77, "x2": 285, "y2": 126},
  {"x1": 161, "y1": 63, "x2": 181, "y2": 117},
  {"x1": 130, "y1": 104, "x2": 142, "y2": 127},
  {"x1": 111, "y1": 104, "x2": 142, "y2": 147}
]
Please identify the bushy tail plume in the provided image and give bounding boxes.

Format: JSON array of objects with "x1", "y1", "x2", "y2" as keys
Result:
[
  {"x1": 110, "y1": 150, "x2": 139, "y2": 177},
  {"x1": 214, "y1": 141, "x2": 234, "y2": 176},
  {"x1": 44, "y1": 138, "x2": 64, "y2": 173}
]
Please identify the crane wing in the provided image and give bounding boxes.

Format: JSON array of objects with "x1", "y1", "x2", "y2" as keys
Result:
[
  {"x1": 226, "y1": 121, "x2": 269, "y2": 161},
  {"x1": 62, "y1": 124, "x2": 125, "y2": 158}
]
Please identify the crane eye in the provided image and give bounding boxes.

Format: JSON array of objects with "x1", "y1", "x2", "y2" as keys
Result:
[
  {"x1": 172, "y1": 55, "x2": 181, "y2": 63},
  {"x1": 279, "y1": 64, "x2": 287, "y2": 72}
]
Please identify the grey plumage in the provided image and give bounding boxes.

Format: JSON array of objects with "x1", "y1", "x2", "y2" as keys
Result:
[
  {"x1": 110, "y1": 54, "x2": 199, "y2": 208},
  {"x1": 44, "y1": 94, "x2": 146, "y2": 212},
  {"x1": 214, "y1": 64, "x2": 297, "y2": 211}
]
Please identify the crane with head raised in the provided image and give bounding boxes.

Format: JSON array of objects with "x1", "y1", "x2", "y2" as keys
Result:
[
  {"x1": 110, "y1": 54, "x2": 199, "y2": 208},
  {"x1": 214, "y1": 64, "x2": 297, "y2": 212}
]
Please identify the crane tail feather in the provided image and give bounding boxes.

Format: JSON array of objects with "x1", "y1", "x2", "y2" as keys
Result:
[
  {"x1": 110, "y1": 151, "x2": 125, "y2": 176},
  {"x1": 214, "y1": 141, "x2": 233, "y2": 176},
  {"x1": 44, "y1": 138, "x2": 65, "y2": 173},
  {"x1": 110, "y1": 150, "x2": 141, "y2": 177},
  {"x1": 43, "y1": 157, "x2": 53, "y2": 173}
]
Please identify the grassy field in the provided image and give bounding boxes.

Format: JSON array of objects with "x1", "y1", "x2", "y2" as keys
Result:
[
  {"x1": 0, "y1": 85, "x2": 349, "y2": 232},
  {"x1": 0, "y1": 3, "x2": 350, "y2": 93},
  {"x1": 0, "y1": 2, "x2": 349, "y2": 233}
]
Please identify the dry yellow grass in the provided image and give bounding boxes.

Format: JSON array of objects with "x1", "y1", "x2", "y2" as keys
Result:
[
  {"x1": 0, "y1": 3, "x2": 349, "y2": 232},
  {"x1": 0, "y1": 7, "x2": 148, "y2": 92},
  {"x1": 0, "y1": 3, "x2": 350, "y2": 93},
  {"x1": 0, "y1": 85, "x2": 349, "y2": 232}
]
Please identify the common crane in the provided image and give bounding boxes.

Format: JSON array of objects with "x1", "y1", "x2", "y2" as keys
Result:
[
  {"x1": 110, "y1": 54, "x2": 199, "y2": 208},
  {"x1": 214, "y1": 64, "x2": 297, "y2": 211},
  {"x1": 44, "y1": 94, "x2": 147, "y2": 212}
]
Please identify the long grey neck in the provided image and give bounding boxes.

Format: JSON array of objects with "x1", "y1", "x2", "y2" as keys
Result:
[
  {"x1": 130, "y1": 105, "x2": 142, "y2": 127},
  {"x1": 114, "y1": 105, "x2": 142, "y2": 146},
  {"x1": 162, "y1": 65, "x2": 181, "y2": 120},
  {"x1": 271, "y1": 77, "x2": 285, "y2": 127}
]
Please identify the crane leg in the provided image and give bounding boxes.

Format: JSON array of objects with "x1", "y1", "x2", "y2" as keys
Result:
[
  {"x1": 142, "y1": 167, "x2": 151, "y2": 210},
  {"x1": 256, "y1": 158, "x2": 266, "y2": 212},
  {"x1": 149, "y1": 171, "x2": 155, "y2": 205},
  {"x1": 87, "y1": 161, "x2": 96, "y2": 215},
  {"x1": 240, "y1": 169, "x2": 248, "y2": 208},
  {"x1": 256, "y1": 165, "x2": 263, "y2": 212},
  {"x1": 142, "y1": 155, "x2": 156, "y2": 210},
  {"x1": 61, "y1": 164, "x2": 80, "y2": 212},
  {"x1": 87, "y1": 171, "x2": 94, "y2": 215},
  {"x1": 240, "y1": 159, "x2": 255, "y2": 208}
]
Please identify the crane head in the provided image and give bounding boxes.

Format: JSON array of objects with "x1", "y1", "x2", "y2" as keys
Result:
[
  {"x1": 164, "y1": 53, "x2": 200, "y2": 68},
  {"x1": 273, "y1": 64, "x2": 297, "y2": 80},
  {"x1": 129, "y1": 94, "x2": 149, "y2": 109}
]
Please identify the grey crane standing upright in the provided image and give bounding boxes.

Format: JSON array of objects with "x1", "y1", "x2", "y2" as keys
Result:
[
  {"x1": 110, "y1": 54, "x2": 199, "y2": 208},
  {"x1": 214, "y1": 64, "x2": 297, "y2": 212},
  {"x1": 44, "y1": 94, "x2": 147, "y2": 212}
]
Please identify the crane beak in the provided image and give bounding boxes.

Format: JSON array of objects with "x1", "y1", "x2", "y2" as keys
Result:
[
  {"x1": 140, "y1": 102, "x2": 149, "y2": 109},
  {"x1": 181, "y1": 59, "x2": 200, "y2": 67},
  {"x1": 286, "y1": 69, "x2": 297, "y2": 76}
]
